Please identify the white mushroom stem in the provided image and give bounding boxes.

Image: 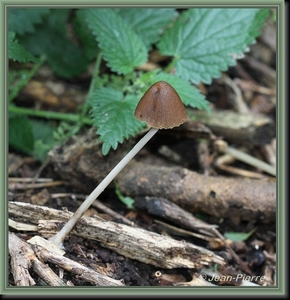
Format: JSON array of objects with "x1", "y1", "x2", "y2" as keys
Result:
[{"x1": 49, "y1": 128, "x2": 158, "y2": 247}]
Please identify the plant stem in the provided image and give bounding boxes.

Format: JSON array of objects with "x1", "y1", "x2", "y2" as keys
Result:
[
  {"x1": 9, "y1": 55, "x2": 46, "y2": 102},
  {"x1": 164, "y1": 57, "x2": 178, "y2": 73},
  {"x1": 9, "y1": 105, "x2": 93, "y2": 125},
  {"x1": 88, "y1": 52, "x2": 103, "y2": 96},
  {"x1": 49, "y1": 127, "x2": 158, "y2": 247},
  {"x1": 72, "y1": 52, "x2": 103, "y2": 130}
]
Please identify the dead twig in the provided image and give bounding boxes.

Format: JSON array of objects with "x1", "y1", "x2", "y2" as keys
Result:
[
  {"x1": 134, "y1": 196, "x2": 219, "y2": 237},
  {"x1": 50, "y1": 192, "x2": 135, "y2": 226},
  {"x1": 234, "y1": 78, "x2": 276, "y2": 96},
  {"x1": 8, "y1": 180, "x2": 64, "y2": 190},
  {"x1": 215, "y1": 163, "x2": 266, "y2": 179},
  {"x1": 222, "y1": 74, "x2": 249, "y2": 113},
  {"x1": 8, "y1": 232, "x2": 66, "y2": 286},
  {"x1": 215, "y1": 140, "x2": 276, "y2": 176}
]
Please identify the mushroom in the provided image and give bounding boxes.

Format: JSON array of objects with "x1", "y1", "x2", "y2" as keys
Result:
[
  {"x1": 49, "y1": 81, "x2": 187, "y2": 248},
  {"x1": 134, "y1": 81, "x2": 187, "y2": 129}
]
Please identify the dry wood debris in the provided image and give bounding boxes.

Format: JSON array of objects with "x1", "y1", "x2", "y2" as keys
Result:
[
  {"x1": 9, "y1": 201, "x2": 225, "y2": 270},
  {"x1": 9, "y1": 232, "x2": 124, "y2": 286}
]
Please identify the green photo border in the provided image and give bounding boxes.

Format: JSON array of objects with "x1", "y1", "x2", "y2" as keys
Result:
[{"x1": 1, "y1": 0, "x2": 285, "y2": 297}]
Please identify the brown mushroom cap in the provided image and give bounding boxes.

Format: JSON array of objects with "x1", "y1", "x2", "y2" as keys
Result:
[{"x1": 134, "y1": 81, "x2": 187, "y2": 129}]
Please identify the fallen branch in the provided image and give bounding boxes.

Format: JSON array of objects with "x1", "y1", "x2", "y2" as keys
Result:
[
  {"x1": 9, "y1": 201, "x2": 225, "y2": 269},
  {"x1": 117, "y1": 162, "x2": 276, "y2": 225}
]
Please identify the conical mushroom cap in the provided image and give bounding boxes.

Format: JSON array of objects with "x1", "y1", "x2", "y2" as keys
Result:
[{"x1": 134, "y1": 81, "x2": 187, "y2": 129}]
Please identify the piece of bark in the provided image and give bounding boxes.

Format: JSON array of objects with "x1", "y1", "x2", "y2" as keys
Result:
[
  {"x1": 117, "y1": 162, "x2": 275, "y2": 225},
  {"x1": 9, "y1": 201, "x2": 225, "y2": 269},
  {"x1": 188, "y1": 108, "x2": 275, "y2": 146},
  {"x1": 134, "y1": 196, "x2": 218, "y2": 237},
  {"x1": 9, "y1": 233, "x2": 36, "y2": 286},
  {"x1": 9, "y1": 232, "x2": 66, "y2": 286}
]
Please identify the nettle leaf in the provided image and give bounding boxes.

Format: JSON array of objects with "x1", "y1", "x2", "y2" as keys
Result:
[
  {"x1": 89, "y1": 87, "x2": 145, "y2": 155},
  {"x1": 149, "y1": 72, "x2": 210, "y2": 112},
  {"x1": 158, "y1": 8, "x2": 269, "y2": 84},
  {"x1": 84, "y1": 8, "x2": 148, "y2": 74},
  {"x1": 8, "y1": 8, "x2": 50, "y2": 35},
  {"x1": 18, "y1": 9, "x2": 89, "y2": 79},
  {"x1": 9, "y1": 115, "x2": 34, "y2": 154},
  {"x1": 116, "y1": 8, "x2": 178, "y2": 50},
  {"x1": 8, "y1": 32, "x2": 38, "y2": 63}
]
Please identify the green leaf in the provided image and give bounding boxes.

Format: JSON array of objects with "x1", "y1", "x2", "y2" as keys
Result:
[
  {"x1": 8, "y1": 8, "x2": 50, "y2": 35},
  {"x1": 224, "y1": 228, "x2": 256, "y2": 242},
  {"x1": 84, "y1": 8, "x2": 148, "y2": 75},
  {"x1": 158, "y1": 8, "x2": 269, "y2": 84},
  {"x1": 18, "y1": 9, "x2": 89, "y2": 79},
  {"x1": 89, "y1": 87, "x2": 145, "y2": 155},
  {"x1": 115, "y1": 182, "x2": 135, "y2": 209},
  {"x1": 116, "y1": 8, "x2": 178, "y2": 50},
  {"x1": 8, "y1": 32, "x2": 38, "y2": 63},
  {"x1": 9, "y1": 115, "x2": 59, "y2": 161},
  {"x1": 9, "y1": 115, "x2": 34, "y2": 154},
  {"x1": 149, "y1": 72, "x2": 210, "y2": 112}
]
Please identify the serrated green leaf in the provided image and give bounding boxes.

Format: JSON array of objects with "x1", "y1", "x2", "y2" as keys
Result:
[
  {"x1": 9, "y1": 115, "x2": 34, "y2": 154},
  {"x1": 116, "y1": 8, "x2": 178, "y2": 50},
  {"x1": 150, "y1": 72, "x2": 210, "y2": 112},
  {"x1": 158, "y1": 8, "x2": 269, "y2": 84},
  {"x1": 89, "y1": 87, "x2": 145, "y2": 155},
  {"x1": 224, "y1": 228, "x2": 256, "y2": 242},
  {"x1": 84, "y1": 8, "x2": 147, "y2": 75},
  {"x1": 18, "y1": 10, "x2": 89, "y2": 79},
  {"x1": 8, "y1": 8, "x2": 50, "y2": 35},
  {"x1": 8, "y1": 32, "x2": 38, "y2": 63}
]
